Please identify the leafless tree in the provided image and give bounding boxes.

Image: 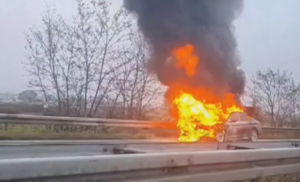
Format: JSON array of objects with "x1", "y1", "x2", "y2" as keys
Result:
[
  {"x1": 250, "y1": 69, "x2": 300, "y2": 127},
  {"x1": 72, "y1": 0, "x2": 132, "y2": 117},
  {"x1": 54, "y1": 18, "x2": 80, "y2": 116},
  {"x1": 25, "y1": 1, "x2": 132, "y2": 117},
  {"x1": 25, "y1": 7, "x2": 85, "y2": 116},
  {"x1": 25, "y1": 8, "x2": 64, "y2": 114},
  {"x1": 89, "y1": 2, "x2": 132, "y2": 117},
  {"x1": 106, "y1": 34, "x2": 164, "y2": 120},
  {"x1": 24, "y1": 0, "x2": 165, "y2": 120}
]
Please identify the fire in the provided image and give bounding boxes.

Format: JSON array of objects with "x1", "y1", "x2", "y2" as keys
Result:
[
  {"x1": 173, "y1": 92, "x2": 243, "y2": 142},
  {"x1": 169, "y1": 44, "x2": 243, "y2": 142},
  {"x1": 172, "y1": 44, "x2": 198, "y2": 76}
]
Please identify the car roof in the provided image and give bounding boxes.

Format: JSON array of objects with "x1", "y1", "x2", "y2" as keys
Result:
[
  {"x1": 227, "y1": 112, "x2": 248, "y2": 119},
  {"x1": 231, "y1": 111, "x2": 243, "y2": 113},
  {"x1": 229, "y1": 111, "x2": 245, "y2": 115}
]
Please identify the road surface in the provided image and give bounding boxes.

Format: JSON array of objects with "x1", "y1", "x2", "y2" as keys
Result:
[
  {"x1": 0, "y1": 139, "x2": 176, "y2": 146},
  {"x1": 0, "y1": 145, "x2": 111, "y2": 159},
  {"x1": 0, "y1": 139, "x2": 299, "y2": 159}
]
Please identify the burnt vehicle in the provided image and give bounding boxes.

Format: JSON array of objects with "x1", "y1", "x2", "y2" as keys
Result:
[{"x1": 216, "y1": 112, "x2": 262, "y2": 142}]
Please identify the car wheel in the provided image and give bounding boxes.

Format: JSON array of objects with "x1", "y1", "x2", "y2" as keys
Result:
[
  {"x1": 216, "y1": 132, "x2": 225, "y2": 143},
  {"x1": 250, "y1": 129, "x2": 258, "y2": 142}
]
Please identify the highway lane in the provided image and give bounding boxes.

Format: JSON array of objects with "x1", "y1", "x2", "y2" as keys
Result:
[
  {"x1": 0, "y1": 139, "x2": 176, "y2": 159},
  {"x1": 1, "y1": 140, "x2": 216, "y2": 159},
  {"x1": 1, "y1": 139, "x2": 300, "y2": 159},
  {"x1": 1, "y1": 139, "x2": 299, "y2": 146},
  {"x1": 0, "y1": 139, "x2": 176, "y2": 146},
  {"x1": 0, "y1": 143, "x2": 221, "y2": 159},
  {"x1": 0, "y1": 145, "x2": 111, "y2": 159}
]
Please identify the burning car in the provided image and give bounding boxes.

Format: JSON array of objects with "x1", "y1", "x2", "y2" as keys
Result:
[
  {"x1": 173, "y1": 92, "x2": 246, "y2": 142},
  {"x1": 216, "y1": 112, "x2": 262, "y2": 143},
  {"x1": 178, "y1": 110, "x2": 262, "y2": 143}
]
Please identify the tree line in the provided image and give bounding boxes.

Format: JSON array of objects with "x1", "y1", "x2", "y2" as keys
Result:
[
  {"x1": 24, "y1": 0, "x2": 164, "y2": 119},
  {"x1": 22, "y1": 0, "x2": 300, "y2": 127},
  {"x1": 247, "y1": 69, "x2": 300, "y2": 127}
]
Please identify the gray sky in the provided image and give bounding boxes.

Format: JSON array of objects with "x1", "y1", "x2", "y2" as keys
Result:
[{"x1": 0, "y1": 0, "x2": 299, "y2": 93}]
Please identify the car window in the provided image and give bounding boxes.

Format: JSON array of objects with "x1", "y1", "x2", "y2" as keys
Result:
[
  {"x1": 240, "y1": 113, "x2": 250, "y2": 121},
  {"x1": 228, "y1": 113, "x2": 240, "y2": 122},
  {"x1": 250, "y1": 117, "x2": 258, "y2": 122},
  {"x1": 247, "y1": 115, "x2": 252, "y2": 121}
]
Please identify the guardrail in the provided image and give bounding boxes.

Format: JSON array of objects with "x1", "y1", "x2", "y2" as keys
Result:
[
  {"x1": 261, "y1": 126, "x2": 300, "y2": 131},
  {"x1": 0, "y1": 113, "x2": 174, "y2": 129},
  {"x1": 0, "y1": 148, "x2": 300, "y2": 182},
  {"x1": 0, "y1": 113, "x2": 299, "y2": 132}
]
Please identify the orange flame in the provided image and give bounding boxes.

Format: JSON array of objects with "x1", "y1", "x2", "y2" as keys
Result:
[
  {"x1": 172, "y1": 44, "x2": 198, "y2": 76},
  {"x1": 173, "y1": 92, "x2": 243, "y2": 142},
  {"x1": 169, "y1": 44, "x2": 243, "y2": 142}
]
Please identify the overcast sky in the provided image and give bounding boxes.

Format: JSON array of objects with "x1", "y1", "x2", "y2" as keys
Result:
[{"x1": 0, "y1": 0, "x2": 299, "y2": 93}]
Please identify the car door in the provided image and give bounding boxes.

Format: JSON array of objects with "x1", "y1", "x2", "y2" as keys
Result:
[
  {"x1": 226, "y1": 112, "x2": 242, "y2": 138},
  {"x1": 238, "y1": 113, "x2": 251, "y2": 137}
]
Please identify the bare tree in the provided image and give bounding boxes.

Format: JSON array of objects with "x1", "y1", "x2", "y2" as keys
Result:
[
  {"x1": 72, "y1": 0, "x2": 132, "y2": 117},
  {"x1": 25, "y1": 1, "x2": 132, "y2": 117},
  {"x1": 24, "y1": 0, "x2": 164, "y2": 120},
  {"x1": 250, "y1": 69, "x2": 300, "y2": 127},
  {"x1": 107, "y1": 34, "x2": 164, "y2": 120},
  {"x1": 55, "y1": 18, "x2": 80, "y2": 116},
  {"x1": 25, "y1": 8, "x2": 64, "y2": 114},
  {"x1": 89, "y1": 0, "x2": 132, "y2": 117}
]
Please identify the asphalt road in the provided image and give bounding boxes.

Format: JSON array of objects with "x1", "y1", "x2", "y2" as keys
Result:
[
  {"x1": 0, "y1": 139, "x2": 176, "y2": 146},
  {"x1": 0, "y1": 139, "x2": 176, "y2": 159},
  {"x1": 0, "y1": 145, "x2": 111, "y2": 159},
  {"x1": 0, "y1": 139, "x2": 299, "y2": 159}
]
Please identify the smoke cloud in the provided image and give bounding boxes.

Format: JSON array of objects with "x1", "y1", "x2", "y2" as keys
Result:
[{"x1": 123, "y1": 0, "x2": 245, "y2": 97}]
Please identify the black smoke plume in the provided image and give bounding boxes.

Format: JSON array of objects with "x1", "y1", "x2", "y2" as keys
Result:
[{"x1": 124, "y1": 0, "x2": 245, "y2": 97}]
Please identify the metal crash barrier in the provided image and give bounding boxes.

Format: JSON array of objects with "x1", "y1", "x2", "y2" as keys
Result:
[
  {"x1": 0, "y1": 148, "x2": 300, "y2": 182},
  {"x1": 0, "y1": 113, "x2": 300, "y2": 132}
]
